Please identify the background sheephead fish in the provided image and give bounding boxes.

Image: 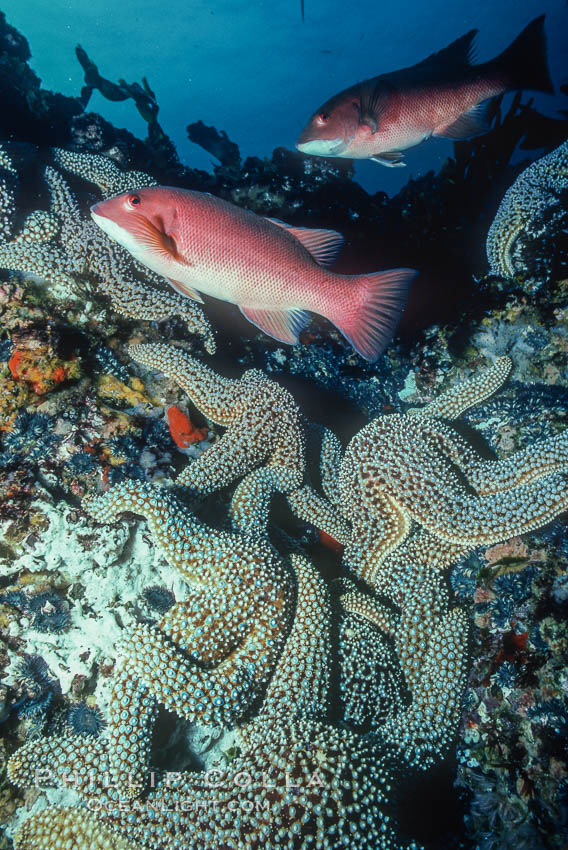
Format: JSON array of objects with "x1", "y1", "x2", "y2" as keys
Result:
[
  {"x1": 91, "y1": 187, "x2": 416, "y2": 361},
  {"x1": 297, "y1": 15, "x2": 553, "y2": 167}
]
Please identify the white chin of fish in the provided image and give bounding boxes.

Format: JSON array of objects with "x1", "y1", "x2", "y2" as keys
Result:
[
  {"x1": 296, "y1": 138, "x2": 345, "y2": 156},
  {"x1": 91, "y1": 211, "x2": 143, "y2": 258}
]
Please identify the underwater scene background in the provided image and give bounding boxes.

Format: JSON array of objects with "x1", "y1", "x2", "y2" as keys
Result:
[{"x1": 0, "y1": 1, "x2": 567, "y2": 849}]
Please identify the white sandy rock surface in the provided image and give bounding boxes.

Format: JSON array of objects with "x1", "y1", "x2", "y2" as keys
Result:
[{"x1": 2, "y1": 492, "x2": 237, "y2": 840}]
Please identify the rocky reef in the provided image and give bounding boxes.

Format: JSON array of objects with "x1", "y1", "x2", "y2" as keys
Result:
[{"x1": 0, "y1": 10, "x2": 567, "y2": 850}]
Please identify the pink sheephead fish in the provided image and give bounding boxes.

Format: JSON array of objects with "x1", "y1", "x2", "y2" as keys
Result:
[
  {"x1": 91, "y1": 187, "x2": 415, "y2": 361},
  {"x1": 297, "y1": 15, "x2": 553, "y2": 167}
]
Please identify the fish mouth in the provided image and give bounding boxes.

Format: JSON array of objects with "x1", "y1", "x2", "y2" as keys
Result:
[
  {"x1": 296, "y1": 138, "x2": 346, "y2": 157},
  {"x1": 90, "y1": 203, "x2": 112, "y2": 228}
]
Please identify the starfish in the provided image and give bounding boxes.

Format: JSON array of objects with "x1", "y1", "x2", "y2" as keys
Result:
[
  {"x1": 327, "y1": 357, "x2": 568, "y2": 691},
  {"x1": 52, "y1": 146, "x2": 157, "y2": 198},
  {"x1": 130, "y1": 342, "x2": 351, "y2": 541},
  {"x1": 0, "y1": 143, "x2": 18, "y2": 241},
  {"x1": 338, "y1": 580, "x2": 405, "y2": 731},
  {"x1": 335, "y1": 357, "x2": 568, "y2": 586},
  {"x1": 9, "y1": 547, "x2": 469, "y2": 850},
  {"x1": 0, "y1": 146, "x2": 215, "y2": 353},
  {"x1": 486, "y1": 139, "x2": 568, "y2": 278},
  {"x1": 82, "y1": 478, "x2": 295, "y2": 798}
]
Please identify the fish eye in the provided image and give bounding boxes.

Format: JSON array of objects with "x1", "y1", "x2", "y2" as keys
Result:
[
  {"x1": 126, "y1": 194, "x2": 141, "y2": 208},
  {"x1": 316, "y1": 112, "x2": 330, "y2": 126}
]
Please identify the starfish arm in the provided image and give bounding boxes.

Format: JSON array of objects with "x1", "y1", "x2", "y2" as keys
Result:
[
  {"x1": 469, "y1": 430, "x2": 568, "y2": 494},
  {"x1": 129, "y1": 343, "x2": 237, "y2": 424},
  {"x1": 343, "y1": 498, "x2": 411, "y2": 586},
  {"x1": 176, "y1": 428, "x2": 268, "y2": 494},
  {"x1": 106, "y1": 661, "x2": 158, "y2": 799},
  {"x1": 237, "y1": 370, "x2": 306, "y2": 479},
  {"x1": 0, "y1": 205, "x2": 77, "y2": 292},
  {"x1": 97, "y1": 278, "x2": 216, "y2": 353},
  {"x1": 255, "y1": 553, "x2": 331, "y2": 724},
  {"x1": 83, "y1": 481, "x2": 285, "y2": 590},
  {"x1": 52, "y1": 147, "x2": 157, "y2": 197},
  {"x1": 394, "y1": 562, "x2": 451, "y2": 690},
  {"x1": 14, "y1": 807, "x2": 144, "y2": 850},
  {"x1": 107, "y1": 586, "x2": 291, "y2": 798},
  {"x1": 338, "y1": 605, "x2": 405, "y2": 730},
  {"x1": 487, "y1": 212, "x2": 523, "y2": 277},
  {"x1": 404, "y1": 471, "x2": 568, "y2": 547},
  {"x1": 230, "y1": 466, "x2": 301, "y2": 536},
  {"x1": 409, "y1": 357, "x2": 512, "y2": 420},
  {"x1": 320, "y1": 427, "x2": 343, "y2": 504},
  {"x1": 486, "y1": 140, "x2": 568, "y2": 277},
  {"x1": 372, "y1": 531, "x2": 470, "y2": 604},
  {"x1": 0, "y1": 238, "x2": 74, "y2": 290},
  {"x1": 44, "y1": 165, "x2": 83, "y2": 225},
  {"x1": 339, "y1": 445, "x2": 411, "y2": 583},
  {"x1": 0, "y1": 144, "x2": 18, "y2": 241},
  {"x1": 8, "y1": 733, "x2": 110, "y2": 794},
  {"x1": 286, "y1": 485, "x2": 352, "y2": 546},
  {"x1": 380, "y1": 607, "x2": 469, "y2": 769},
  {"x1": 84, "y1": 482, "x2": 215, "y2": 583},
  {"x1": 339, "y1": 590, "x2": 398, "y2": 637},
  {"x1": 403, "y1": 417, "x2": 485, "y2": 480}
]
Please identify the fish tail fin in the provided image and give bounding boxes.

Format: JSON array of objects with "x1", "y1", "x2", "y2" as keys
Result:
[
  {"x1": 330, "y1": 268, "x2": 416, "y2": 362},
  {"x1": 495, "y1": 15, "x2": 553, "y2": 94}
]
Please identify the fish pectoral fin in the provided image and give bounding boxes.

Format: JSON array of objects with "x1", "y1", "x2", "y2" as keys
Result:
[
  {"x1": 370, "y1": 152, "x2": 406, "y2": 167},
  {"x1": 128, "y1": 214, "x2": 181, "y2": 261},
  {"x1": 166, "y1": 278, "x2": 204, "y2": 303},
  {"x1": 433, "y1": 99, "x2": 495, "y2": 140},
  {"x1": 360, "y1": 112, "x2": 378, "y2": 133},
  {"x1": 265, "y1": 219, "x2": 344, "y2": 267},
  {"x1": 239, "y1": 305, "x2": 311, "y2": 344},
  {"x1": 358, "y1": 80, "x2": 393, "y2": 132}
]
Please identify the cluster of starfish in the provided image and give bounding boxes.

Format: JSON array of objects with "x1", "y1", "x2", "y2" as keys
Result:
[
  {"x1": 0, "y1": 146, "x2": 215, "y2": 353},
  {"x1": 486, "y1": 139, "x2": 568, "y2": 280},
  {"x1": 8, "y1": 349, "x2": 568, "y2": 849}
]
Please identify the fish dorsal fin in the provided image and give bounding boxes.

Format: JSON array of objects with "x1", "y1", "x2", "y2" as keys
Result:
[
  {"x1": 266, "y1": 218, "x2": 344, "y2": 267},
  {"x1": 371, "y1": 151, "x2": 406, "y2": 167},
  {"x1": 239, "y1": 305, "x2": 310, "y2": 344},
  {"x1": 166, "y1": 277, "x2": 204, "y2": 303},
  {"x1": 418, "y1": 29, "x2": 478, "y2": 73},
  {"x1": 433, "y1": 98, "x2": 495, "y2": 139}
]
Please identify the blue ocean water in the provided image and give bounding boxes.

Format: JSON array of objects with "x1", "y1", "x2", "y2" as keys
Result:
[{"x1": 2, "y1": 0, "x2": 567, "y2": 194}]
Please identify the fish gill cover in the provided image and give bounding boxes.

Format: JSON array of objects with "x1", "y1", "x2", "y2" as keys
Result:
[{"x1": 0, "y1": 4, "x2": 566, "y2": 850}]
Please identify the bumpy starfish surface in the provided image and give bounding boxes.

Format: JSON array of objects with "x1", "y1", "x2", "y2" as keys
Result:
[
  {"x1": 52, "y1": 147, "x2": 157, "y2": 198},
  {"x1": 338, "y1": 584, "x2": 405, "y2": 731},
  {"x1": 0, "y1": 147, "x2": 215, "y2": 353},
  {"x1": 82, "y1": 479, "x2": 295, "y2": 798},
  {"x1": 130, "y1": 342, "x2": 351, "y2": 541},
  {"x1": 0, "y1": 144, "x2": 18, "y2": 241},
  {"x1": 131, "y1": 342, "x2": 305, "y2": 493},
  {"x1": 486, "y1": 139, "x2": 568, "y2": 278},
  {"x1": 9, "y1": 549, "x2": 469, "y2": 850},
  {"x1": 9, "y1": 357, "x2": 567, "y2": 848},
  {"x1": 330, "y1": 357, "x2": 568, "y2": 693},
  {"x1": 338, "y1": 357, "x2": 568, "y2": 587}
]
